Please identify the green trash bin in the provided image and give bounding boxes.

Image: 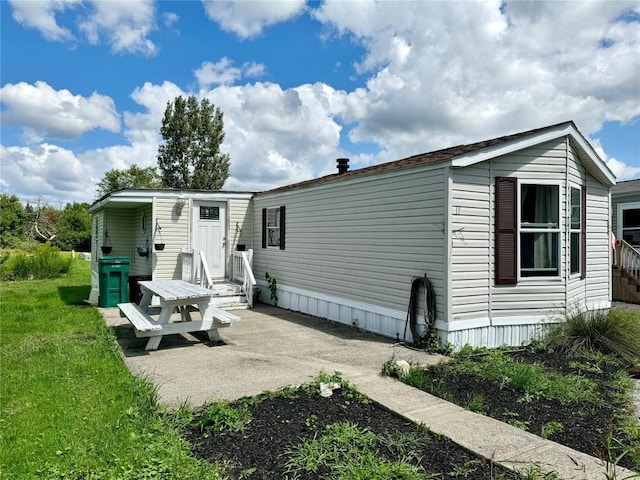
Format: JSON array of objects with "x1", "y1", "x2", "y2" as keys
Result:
[{"x1": 98, "y1": 256, "x2": 130, "y2": 307}]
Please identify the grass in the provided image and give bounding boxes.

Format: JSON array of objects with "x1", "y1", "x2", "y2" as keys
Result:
[
  {"x1": 432, "y1": 349, "x2": 601, "y2": 405},
  {"x1": 0, "y1": 259, "x2": 223, "y2": 479},
  {"x1": 0, "y1": 244, "x2": 73, "y2": 280},
  {"x1": 546, "y1": 307, "x2": 640, "y2": 366},
  {"x1": 284, "y1": 421, "x2": 435, "y2": 479}
]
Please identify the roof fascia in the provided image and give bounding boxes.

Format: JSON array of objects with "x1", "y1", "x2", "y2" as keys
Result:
[{"x1": 451, "y1": 124, "x2": 615, "y2": 186}]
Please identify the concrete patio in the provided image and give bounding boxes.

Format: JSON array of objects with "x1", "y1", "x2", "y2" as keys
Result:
[{"x1": 100, "y1": 304, "x2": 638, "y2": 480}]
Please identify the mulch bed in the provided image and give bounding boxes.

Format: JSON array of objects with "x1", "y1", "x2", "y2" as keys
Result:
[
  {"x1": 183, "y1": 387, "x2": 517, "y2": 479},
  {"x1": 422, "y1": 349, "x2": 638, "y2": 471}
]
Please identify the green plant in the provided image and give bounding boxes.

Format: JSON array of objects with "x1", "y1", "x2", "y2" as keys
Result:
[
  {"x1": 448, "y1": 460, "x2": 478, "y2": 477},
  {"x1": 546, "y1": 307, "x2": 640, "y2": 366},
  {"x1": 264, "y1": 271, "x2": 278, "y2": 306},
  {"x1": 465, "y1": 393, "x2": 486, "y2": 413},
  {"x1": 0, "y1": 243, "x2": 73, "y2": 280},
  {"x1": 285, "y1": 422, "x2": 433, "y2": 479},
  {"x1": 540, "y1": 421, "x2": 564, "y2": 440},
  {"x1": 198, "y1": 401, "x2": 252, "y2": 435}
]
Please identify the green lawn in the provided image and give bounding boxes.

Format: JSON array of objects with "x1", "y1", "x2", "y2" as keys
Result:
[{"x1": 0, "y1": 260, "x2": 223, "y2": 479}]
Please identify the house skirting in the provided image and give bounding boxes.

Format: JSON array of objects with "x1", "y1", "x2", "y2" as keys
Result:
[{"x1": 257, "y1": 281, "x2": 610, "y2": 349}]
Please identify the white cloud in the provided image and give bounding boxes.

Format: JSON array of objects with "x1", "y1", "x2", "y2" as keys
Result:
[
  {"x1": 590, "y1": 138, "x2": 640, "y2": 181},
  {"x1": 0, "y1": 81, "x2": 121, "y2": 142},
  {"x1": 163, "y1": 12, "x2": 179, "y2": 28},
  {"x1": 78, "y1": 0, "x2": 157, "y2": 56},
  {"x1": 207, "y1": 81, "x2": 345, "y2": 190},
  {"x1": 314, "y1": 0, "x2": 640, "y2": 158},
  {"x1": 202, "y1": 0, "x2": 306, "y2": 39},
  {"x1": 194, "y1": 58, "x2": 266, "y2": 89},
  {"x1": 0, "y1": 144, "x2": 91, "y2": 205},
  {"x1": 8, "y1": 0, "x2": 80, "y2": 42}
]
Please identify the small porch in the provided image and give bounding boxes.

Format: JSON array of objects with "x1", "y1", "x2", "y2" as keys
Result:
[{"x1": 613, "y1": 239, "x2": 640, "y2": 304}]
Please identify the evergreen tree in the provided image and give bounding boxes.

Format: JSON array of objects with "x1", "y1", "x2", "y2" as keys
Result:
[{"x1": 157, "y1": 95, "x2": 230, "y2": 190}]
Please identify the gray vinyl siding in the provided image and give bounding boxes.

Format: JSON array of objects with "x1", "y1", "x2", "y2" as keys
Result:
[
  {"x1": 489, "y1": 139, "x2": 570, "y2": 319},
  {"x1": 566, "y1": 142, "x2": 587, "y2": 306},
  {"x1": 153, "y1": 198, "x2": 190, "y2": 280},
  {"x1": 253, "y1": 166, "x2": 447, "y2": 315},
  {"x1": 131, "y1": 205, "x2": 153, "y2": 276},
  {"x1": 584, "y1": 176, "x2": 611, "y2": 304},
  {"x1": 228, "y1": 198, "x2": 253, "y2": 273},
  {"x1": 449, "y1": 166, "x2": 491, "y2": 321}
]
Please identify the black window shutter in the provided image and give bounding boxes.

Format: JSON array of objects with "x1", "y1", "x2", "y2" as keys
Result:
[
  {"x1": 261, "y1": 208, "x2": 267, "y2": 249},
  {"x1": 279, "y1": 206, "x2": 286, "y2": 250},
  {"x1": 581, "y1": 185, "x2": 586, "y2": 279},
  {"x1": 495, "y1": 177, "x2": 517, "y2": 285}
]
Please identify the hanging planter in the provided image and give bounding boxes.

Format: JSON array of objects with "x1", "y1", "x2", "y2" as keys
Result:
[
  {"x1": 154, "y1": 220, "x2": 165, "y2": 251},
  {"x1": 137, "y1": 246, "x2": 149, "y2": 257},
  {"x1": 101, "y1": 231, "x2": 113, "y2": 254}
]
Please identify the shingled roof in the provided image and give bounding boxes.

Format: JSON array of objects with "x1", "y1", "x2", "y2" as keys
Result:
[{"x1": 257, "y1": 120, "x2": 594, "y2": 196}]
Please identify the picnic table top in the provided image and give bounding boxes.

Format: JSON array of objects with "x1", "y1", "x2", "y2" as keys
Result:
[{"x1": 138, "y1": 280, "x2": 215, "y2": 301}]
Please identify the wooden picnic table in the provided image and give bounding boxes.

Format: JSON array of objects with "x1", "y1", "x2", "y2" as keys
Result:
[{"x1": 118, "y1": 279, "x2": 239, "y2": 351}]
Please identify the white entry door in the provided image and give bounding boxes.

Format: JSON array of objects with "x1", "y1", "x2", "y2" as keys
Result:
[{"x1": 192, "y1": 201, "x2": 226, "y2": 279}]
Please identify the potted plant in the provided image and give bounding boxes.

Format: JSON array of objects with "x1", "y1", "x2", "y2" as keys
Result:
[
  {"x1": 154, "y1": 221, "x2": 165, "y2": 251},
  {"x1": 101, "y1": 231, "x2": 113, "y2": 254}
]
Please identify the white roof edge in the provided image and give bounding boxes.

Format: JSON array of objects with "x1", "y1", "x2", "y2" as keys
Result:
[
  {"x1": 451, "y1": 124, "x2": 616, "y2": 186},
  {"x1": 88, "y1": 189, "x2": 254, "y2": 213}
]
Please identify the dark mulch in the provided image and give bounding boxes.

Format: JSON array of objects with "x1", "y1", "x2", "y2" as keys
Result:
[
  {"x1": 422, "y1": 349, "x2": 638, "y2": 471},
  {"x1": 183, "y1": 387, "x2": 517, "y2": 480}
]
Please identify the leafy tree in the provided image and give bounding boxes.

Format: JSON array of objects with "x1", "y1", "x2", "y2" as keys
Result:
[
  {"x1": 96, "y1": 164, "x2": 162, "y2": 198},
  {"x1": 0, "y1": 194, "x2": 25, "y2": 248},
  {"x1": 157, "y1": 95, "x2": 230, "y2": 190},
  {"x1": 25, "y1": 201, "x2": 58, "y2": 243},
  {"x1": 52, "y1": 202, "x2": 92, "y2": 251}
]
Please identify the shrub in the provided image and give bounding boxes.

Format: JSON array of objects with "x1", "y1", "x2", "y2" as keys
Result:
[
  {"x1": 546, "y1": 307, "x2": 640, "y2": 366},
  {"x1": 0, "y1": 244, "x2": 72, "y2": 280}
]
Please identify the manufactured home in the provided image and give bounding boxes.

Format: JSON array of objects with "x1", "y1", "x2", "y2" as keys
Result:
[
  {"x1": 89, "y1": 121, "x2": 617, "y2": 348},
  {"x1": 251, "y1": 121, "x2": 615, "y2": 347},
  {"x1": 611, "y1": 178, "x2": 640, "y2": 304}
]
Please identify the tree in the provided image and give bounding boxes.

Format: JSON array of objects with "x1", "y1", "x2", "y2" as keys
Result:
[
  {"x1": 52, "y1": 202, "x2": 92, "y2": 251},
  {"x1": 0, "y1": 194, "x2": 25, "y2": 248},
  {"x1": 96, "y1": 164, "x2": 162, "y2": 198},
  {"x1": 157, "y1": 95, "x2": 230, "y2": 190}
]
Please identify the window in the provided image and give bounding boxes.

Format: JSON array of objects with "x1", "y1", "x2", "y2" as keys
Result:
[
  {"x1": 520, "y1": 184, "x2": 560, "y2": 277},
  {"x1": 200, "y1": 206, "x2": 219, "y2": 220},
  {"x1": 570, "y1": 187, "x2": 581, "y2": 275},
  {"x1": 261, "y1": 206, "x2": 286, "y2": 249},
  {"x1": 621, "y1": 207, "x2": 640, "y2": 248},
  {"x1": 495, "y1": 178, "x2": 586, "y2": 285}
]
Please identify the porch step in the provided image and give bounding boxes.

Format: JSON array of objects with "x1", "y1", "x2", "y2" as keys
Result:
[
  {"x1": 613, "y1": 268, "x2": 640, "y2": 304},
  {"x1": 207, "y1": 282, "x2": 250, "y2": 310}
]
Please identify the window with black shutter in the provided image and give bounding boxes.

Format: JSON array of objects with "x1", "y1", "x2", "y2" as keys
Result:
[{"x1": 262, "y1": 206, "x2": 286, "y2": 250}]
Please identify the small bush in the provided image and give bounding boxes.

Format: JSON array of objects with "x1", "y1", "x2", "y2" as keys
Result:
[
  {"x1": 0, "y1": 244, "x2": 72, "y2": 280},
  {"x1": 546, "y1": 307, "x2": 640, "y2": 366}
]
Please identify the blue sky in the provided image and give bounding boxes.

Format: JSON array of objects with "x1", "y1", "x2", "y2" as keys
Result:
[{"x1": 1, "y1": 0, "x2": 639, "y2": 207}]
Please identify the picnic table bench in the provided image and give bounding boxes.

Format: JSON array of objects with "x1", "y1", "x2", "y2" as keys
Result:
[{"x1": 117, "y1": 279, "x2": 239, "y2": 351}]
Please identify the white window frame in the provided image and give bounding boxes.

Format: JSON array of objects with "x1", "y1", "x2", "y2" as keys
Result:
[
  {"x1": 517, "y1": 180, "x2": 562, "y2": 281},
  {"x1": 617, "y1": 201, "x2": 640, "y2": 248},
  {"x1": 266, "y1": 206, "x2": 281, "y2": 248},
  {"x1": 569, "y1": 184, "x2": 582, "y2": 278}
]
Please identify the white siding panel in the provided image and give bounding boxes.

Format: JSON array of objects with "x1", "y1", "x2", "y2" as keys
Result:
[
  {"x1": 152, "y1": 198, "x2": 190, "y2": 280},
  {"x1": 253, "y1": 167, "x2": 447, "y2": 320}
]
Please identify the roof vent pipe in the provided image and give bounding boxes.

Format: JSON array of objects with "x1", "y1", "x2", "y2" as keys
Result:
[{"x1": 337, "y1": 158, "x2": 349, "y2": 174}]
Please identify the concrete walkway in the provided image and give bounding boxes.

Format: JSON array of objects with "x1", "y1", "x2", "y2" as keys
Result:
[{"x1": 101, "y1": 305, "x2": 638, "y2": 480}]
